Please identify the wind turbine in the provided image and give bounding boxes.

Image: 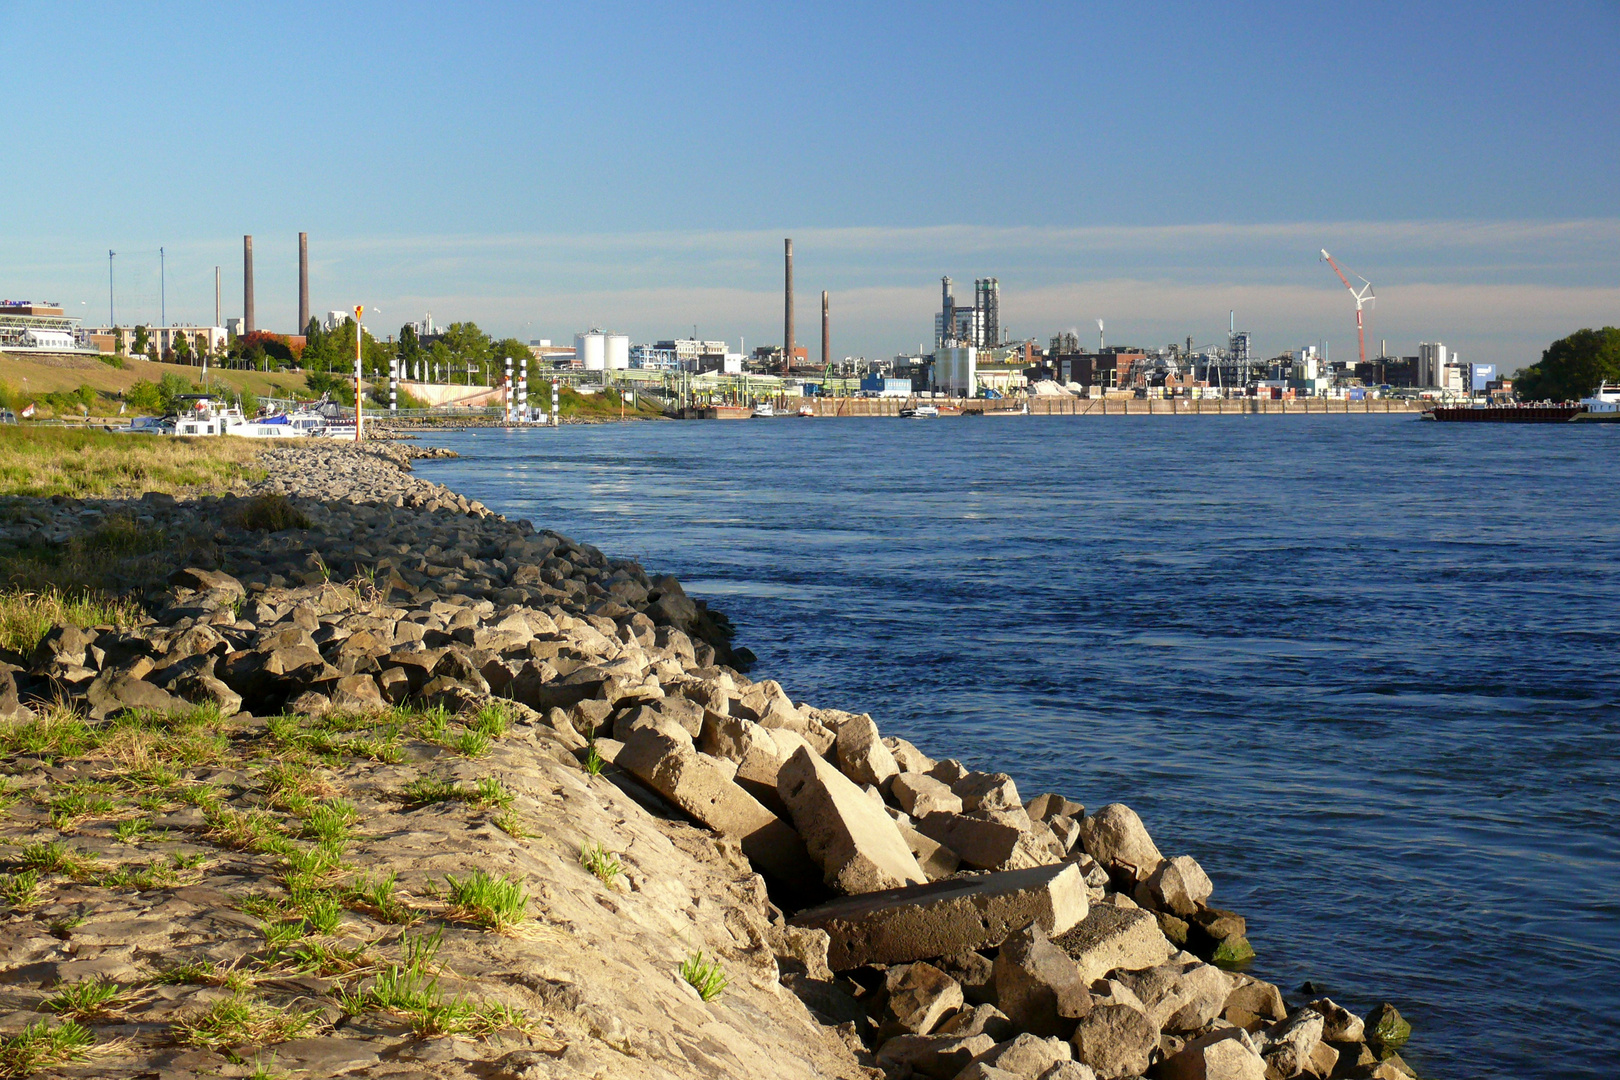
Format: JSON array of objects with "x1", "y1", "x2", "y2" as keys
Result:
[{"x1": 1319, "y1": 249, "x2": 1375, "y2": 368}]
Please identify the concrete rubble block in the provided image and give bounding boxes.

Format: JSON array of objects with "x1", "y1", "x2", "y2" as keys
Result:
[
  {"x1": 777, "y1": 745, "x2": 927, "y2": 895},
  {"x1": 1052, "y1": 903, "x2": 1175, "y2": 985},
  {"x1": 329, "y1": 673, "x2": 385, "y2": 710},
  {"x1": 1143, "y1": 855, "x2": 1214, "y2": 917},
  {"x1": 881, "y1": 961, "x2": 965, "y2": 1037},
  {"x1": 1157, "y1": 1029, "x2": 1268, "y2": 1080},
  {"x1": 168, "y1": 566, "x2": 246, "y2": 600},
  {"x1": 917, "y1": 809, "x2": 1051, "y2": 872},
  {"x1": 993, "y1": 920, "x2": 1093, "y2": 1038},
  {"x1": 1077, "y1": 803, "x2": 1165, "y2": 882},
  {"x1": 893, "y1": 772, "x2": 965, "y2": 817},
  {"x1": 1026, "y1": 793, "x2": 1086, "y2": 823},
  {"x1": 898, "y1": 820, "x2": 962, "y2": 881},
  {"x1": 699, "y1": 711, "x2": 777, "y2": 762},
  {"x1": 1048, "y1": 814, "x2": 1083, "y2": 855},
  {"x1": 835, "y1": 714, "x2": 900, "y2": 788},
  {"x1": 1307, "y1": 1040, "x2": 1340, "y2": 1078},
  {"x1": 936, "y1": 1003, "x2": 1017, "y2": 1042},
  {"x1": 1070, "y1": 1000, "x2": 1158, "y2": 1080},
  {"x1": 1223, "y1": 974, "x2": 1287, "y2": 1030},
  {"x1": 86, "y1": 671, "x2": 180, "y2": 721},
  {"x1": 793, "y1": 863, "x2": 1089, "y2": 971},
  {"x1": 1259, "y1": 1009, "x2": 1324, "y2": 1079},
  {"x1": 929, "y1": 758, "x2": 971, "y2": 786},
  {"x1": 1305, "y1": 997, "x2": 1365, "y2": 1042},
  {"x1": 877, "y1": 1033, "x2": 997, "y2": 1080},
  {"x1": 953, "y1": 1064, "x2": 1023, "y2": 1080},
  {"x1": 885, "y1": 736, "x2": 936, "y2": 774},
  {"x1": 768, "y1": 924, "x2": 834, "y2": 981},
  {"x1": 1114, "y1": 956, "x2": 1232, "y2": 1034},
  {"x1": 961, "y1": 1032, "x2": 1075, "y2": 1078},
  {"x1": 953, "y1": 771, "x2": 1023, "y2": 812},
  {"x1": 617, "y1": 725, "x2": 820, "y2": 893},
  {"x1": 938, "y1": 950, "x2": 998, "y2": 1005}
]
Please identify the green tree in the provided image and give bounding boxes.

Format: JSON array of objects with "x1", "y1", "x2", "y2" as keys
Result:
[
  {"x1": 174, "y1": 331, "x2": 192, "y2": 364},
  {"x1": 113, "y1": 327, "x2": 126, "y2": 355},
  {"x1": 132, "y1": 325, "x2": 150, "y2": 355},
  {"x1": 1514, "y1": 327, "x2": 1620, "y2": 401},
  {"x1": 438, "y1": 322, "x2": 492, "y2": 383},
  {"x1": 399, "y1": 323, "x2": 421, "y2": 369}
]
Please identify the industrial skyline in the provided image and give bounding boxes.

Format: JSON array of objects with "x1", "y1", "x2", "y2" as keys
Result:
[{"x1": 2, "y1": 5, "x2": 1615, "y2": 370}]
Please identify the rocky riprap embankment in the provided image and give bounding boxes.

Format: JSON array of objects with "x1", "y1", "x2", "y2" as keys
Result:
[{"x1": 0, "y1": 443, "x2": 1424, "y2": 1080}]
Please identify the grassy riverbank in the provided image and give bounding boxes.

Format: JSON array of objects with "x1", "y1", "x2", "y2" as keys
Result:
[{"x1": 0, "y1": 426, "x2": 267, "y2": 499}]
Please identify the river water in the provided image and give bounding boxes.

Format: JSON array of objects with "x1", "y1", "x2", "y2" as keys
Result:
[{"x1": 415, "y1": 415, "x2": 1619, "y2": 1079}]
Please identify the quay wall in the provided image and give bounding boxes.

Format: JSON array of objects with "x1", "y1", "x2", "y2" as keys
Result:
[{"x1": 793, "y1": 396, "x2": 1428, "y2": 417}]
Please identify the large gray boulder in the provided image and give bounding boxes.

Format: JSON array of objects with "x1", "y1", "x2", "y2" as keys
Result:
[
  {"x1": 1259, "y1": 1009, "x2": 1324, "y2": 1079},
  {"x1": 835, "y1": 714, "x2": 900, "y2": 788},
  {"x1": 1077, "y1": 803, "x2": 1164, "y2": 880},
  {"x1": 1052, "y1": 903, "x2": 1174, "y2": 984},
  {"x1": 794, "y1": 863, "x2": 1089, "y2": 971},
  {"x1": 618, "y1": 725, "x2": 820, "y2": 893},
  {"x1": 992, "y1": 921, "x2": 1092, "y2": 1038},
  {"x1": 777, "y1": 745, "x2": 926, "y2": 895}
]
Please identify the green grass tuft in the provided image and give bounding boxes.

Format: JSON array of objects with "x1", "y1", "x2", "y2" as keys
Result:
[
  {"x1": 0, "y1": 1018, "x2": 96, "y2": 1077},
  {"x1": 579, "y1": 842, "x2": 622, "y2": 886},
  {"x1": 41, "y1": 978, "x2": 125, "y2": 1020},
  {"x1": 443, "y1": 869, "x2": 528, "y2": 931},
  {"x1": 679, "y1": 950, "x2": 728, "y2": 1002}
]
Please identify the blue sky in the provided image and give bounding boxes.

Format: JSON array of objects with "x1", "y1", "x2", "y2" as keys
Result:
[{"x1": 4, "y1": 1, "x2": 1616, "y2": 368}]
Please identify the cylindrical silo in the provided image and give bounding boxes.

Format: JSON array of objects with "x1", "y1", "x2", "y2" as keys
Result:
[
  {"x1": 575, "y1": 331, "x2": 605, "y2": 371},
  {"x1": 605, "y1": 333, "x2": 630, "y2": 370}
]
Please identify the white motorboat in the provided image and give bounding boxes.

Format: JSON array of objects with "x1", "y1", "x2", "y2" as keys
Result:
[
  {"x1": 1574, "y1": 382, "x2": 1620, "y2": 422},
  {"x1": 753, "y1": 402, "x2": 776, "y2": 418},
  {"x1": 900, "y1": 405, "x2": 940, "y2": 418}
]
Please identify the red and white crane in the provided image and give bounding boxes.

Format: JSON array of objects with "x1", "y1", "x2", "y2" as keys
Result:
[{"x1": 1319, "y1": 249, "x2": 1375, "y2": 367}]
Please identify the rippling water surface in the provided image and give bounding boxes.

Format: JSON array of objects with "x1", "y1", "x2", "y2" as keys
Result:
[{"x1": 417, "y1": 415, "x2": 1619, "y2": 1079}]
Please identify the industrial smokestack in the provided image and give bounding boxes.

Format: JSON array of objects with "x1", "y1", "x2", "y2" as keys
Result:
[
  {"x1": 298, "y1": 233, "x2": 309, "y2": 334},
  {"x1": 214, "y1": 267, "x2": 221, "y2": 328},
  {"x1": 243, "y1": 235, "x2": 255, "y2": 335},
  {"x1": 821, "y1": 291, "x2": 829, "y2": 368},
  {"x1": 784, "y1": 239, "x2": 794, "y2": 374}
]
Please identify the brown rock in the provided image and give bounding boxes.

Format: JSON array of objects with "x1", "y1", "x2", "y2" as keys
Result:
[
  {"x1": 1070, "y1": 1001, "x2": 1157, "y2": 1079},
  {"x1": 892, "y1": 772, "x2": 964, "y2": 817},
  {"x1": 881, "y1": 962, "x2": 964, "y2": 1037},
  {"x1": 1052, "y1": 904, "x2": 1174, "y2": 984},
  {"x1": 834, "y1": 713, "x2": 899, "y2": 788},
  {"x1": 992, "y1": 920, "x2": 1092, "y2": 1038},
  {"x1": 1077, "y1": 804, "x2": 1164, "y2": 881}
]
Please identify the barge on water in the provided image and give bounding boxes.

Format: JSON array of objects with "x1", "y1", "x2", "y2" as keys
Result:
[{"x1": 1426, "y1": 384, "x2": 1620, "y2": 423}]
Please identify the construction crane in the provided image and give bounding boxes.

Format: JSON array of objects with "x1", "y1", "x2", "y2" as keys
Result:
[{"x1": 1319, "y1": 249, "x2": 1375, "y2": 368}]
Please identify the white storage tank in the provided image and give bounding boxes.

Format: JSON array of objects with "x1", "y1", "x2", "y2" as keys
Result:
[
  {"x1": 575, "y1": 331, "x2": 606, "y2": 371},
  {"x1": 605, "y1": 333, "x2": 630, "y2": 370}
]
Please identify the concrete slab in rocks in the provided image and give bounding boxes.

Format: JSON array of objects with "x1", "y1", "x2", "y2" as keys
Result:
[
  {"x1": 1114, "y1": 956, "x2": 1231, "y2": 1034},
  {"x1": 1052, "y1": 904, "x2": 1174, "y2": 985},
  {"x1": 835, "y1": 714, "x2": 900, "y2": 788},
  {"x1": 885, "y1": 736, "x2": 935, "y2": 774},
  {"x1": 777, "y1": 745, "x2": 926, "y2": 895},
  {"x1": 893, "y1": 772, "x2": 964, "y2": 817},
  {"x1": 792, "y1": 863, "x2": 1088, "y2": 971},
  {"x1": 618, "y1": 726, "x2": 820, "y2": 893}
]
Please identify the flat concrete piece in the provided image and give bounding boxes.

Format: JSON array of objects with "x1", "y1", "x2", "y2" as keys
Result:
[
  {"x1": 791, "y1": 863, "x2": 1088, "y2": 971},
  {"x1": 778, "y1": 745, "x2": 927, "y2": 894},
  {"x1": 1051, "y1": 902, "x2": 1173, "y2": 984}
]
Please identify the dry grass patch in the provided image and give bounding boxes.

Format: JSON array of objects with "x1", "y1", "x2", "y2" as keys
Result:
[
  {"x1": 0, "y1": 588, "x2": 143, "y2": 656},
  {"x1": 0, "y1": 425, "x2": 267, "y2": 498}
]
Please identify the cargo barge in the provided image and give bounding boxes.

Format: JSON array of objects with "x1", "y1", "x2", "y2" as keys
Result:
[{"x1": 1425, "y1": 404, "x2": 1583, "y2": 422}]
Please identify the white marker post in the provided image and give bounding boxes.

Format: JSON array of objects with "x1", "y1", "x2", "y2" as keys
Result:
[
  {"x1": 353, "y1": 305, "x2": 364, "y2": 442},
  {"x1": 552, "y1": 378, "x2": 560, "y2": 427}
]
